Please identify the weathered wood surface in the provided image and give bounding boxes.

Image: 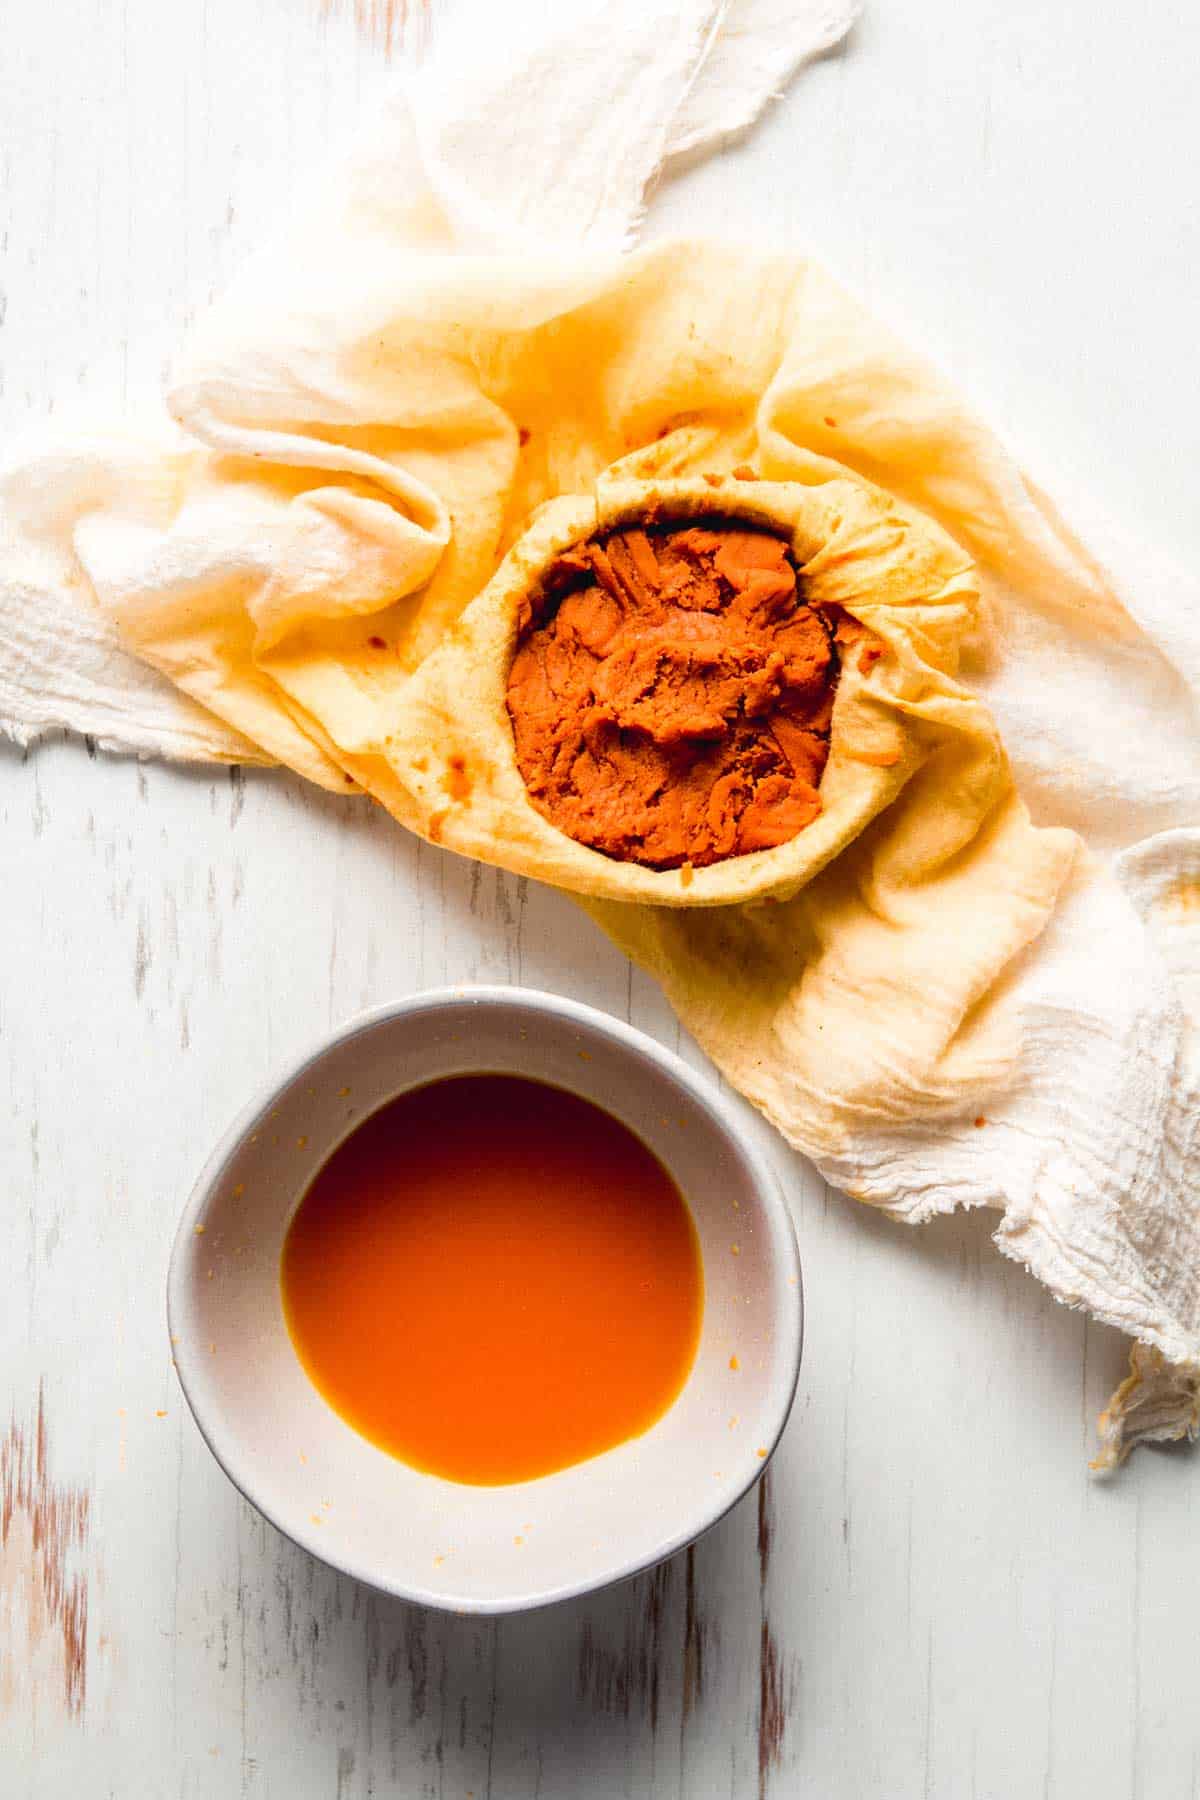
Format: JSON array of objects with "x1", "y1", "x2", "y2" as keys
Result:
[{"x1": 3, "y1": 2, "x2": 1199, "y2": 1795}]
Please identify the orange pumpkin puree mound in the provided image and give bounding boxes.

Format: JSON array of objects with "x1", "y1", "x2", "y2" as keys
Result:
[{"x1": 506, "y1": 521, "x2": 840, "y2": 870}]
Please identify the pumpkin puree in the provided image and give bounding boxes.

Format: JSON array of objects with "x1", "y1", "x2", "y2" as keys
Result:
[{"x1": 506, "y1": 522, "x2": 839, "y2": 869}]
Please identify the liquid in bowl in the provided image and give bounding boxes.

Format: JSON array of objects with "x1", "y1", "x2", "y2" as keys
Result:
[{"x1": 281, "y1": 1072, "x2": 704, "y2": 1486}]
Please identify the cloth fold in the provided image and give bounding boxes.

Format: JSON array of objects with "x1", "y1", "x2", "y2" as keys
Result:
[{"x1": 2, "y1": 0, "x2": 1196, "y2": 1466}]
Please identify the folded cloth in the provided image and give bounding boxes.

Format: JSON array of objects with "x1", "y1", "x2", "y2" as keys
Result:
[{"x1": 1, "y1": 0, "x2": 1196, "y2": 1465}]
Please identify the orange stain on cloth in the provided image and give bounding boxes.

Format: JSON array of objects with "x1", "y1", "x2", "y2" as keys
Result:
[{"x1": 318, "y1": 0, "x2": 426, "y2": 54}]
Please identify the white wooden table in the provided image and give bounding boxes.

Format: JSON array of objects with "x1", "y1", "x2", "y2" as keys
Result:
[{"x1": 3, "y1": 3, "x2": 1199, "y2": 1794}]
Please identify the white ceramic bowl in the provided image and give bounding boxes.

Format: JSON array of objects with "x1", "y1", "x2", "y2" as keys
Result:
[{"x1": 168, "y1": 987, "x2": 802, "y2": 1613}]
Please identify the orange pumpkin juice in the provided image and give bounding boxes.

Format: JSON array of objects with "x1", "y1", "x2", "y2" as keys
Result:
[{"x1": 280, "y1": 1073, "x2": 704, "y2": 1485}]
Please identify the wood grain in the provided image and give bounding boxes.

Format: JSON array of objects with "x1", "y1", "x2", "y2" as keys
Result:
[
  {"x1": 0, "y1": 1390, "x2": 91, "y2": 1720},
  {"x1": 2, "y1": 0, "x2": 1199, "y2": 1794}
]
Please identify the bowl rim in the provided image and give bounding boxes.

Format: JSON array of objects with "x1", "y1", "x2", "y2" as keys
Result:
[{"x1": 167, "y1": 983, "x2": 804, "y2": 1614}]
